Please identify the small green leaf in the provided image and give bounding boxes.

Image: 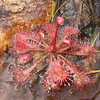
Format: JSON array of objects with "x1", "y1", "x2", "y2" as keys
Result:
[
  {"x1": 52, "y1": 1, "x2": 66, "y2": 22},
  {"x1": 95, "y1": 50, "x2": 100, "y2": 52},
  {"x1": 91, "y1": 32, "x2": 100, "y2": 47},
  {"x1": 87, "y1": 70, "x2": 100, "y2": 74}
]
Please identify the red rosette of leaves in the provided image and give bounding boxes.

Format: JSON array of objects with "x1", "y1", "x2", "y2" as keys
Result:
[{"x1": 9, "y1": 16, "x2": 97, "y2": 92}]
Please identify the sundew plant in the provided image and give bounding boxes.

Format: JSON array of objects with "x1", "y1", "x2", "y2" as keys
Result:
[{"x1": 9, "y1": 16, "x2": 98, "y2": 92}]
